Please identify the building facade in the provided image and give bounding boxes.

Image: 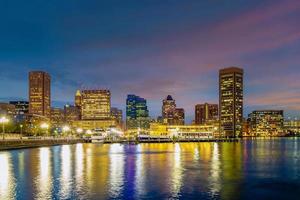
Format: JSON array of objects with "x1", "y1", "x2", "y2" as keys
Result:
[
  {"x1": 29, "y1": 71, "x2": 51, "y2": 119},
  {"x1": 162, "y1": 95, "x2": 176, "y2": 124},
  {"x1": 174, "y1": 108, "x2": 185, "y2": 125},
  {"x1": 126, "y1": 94, "x2": 150, "y2": 130},
  {"x1": 81, "y1": 90, "x2": 111, "y2": 120},
  {"x1": 219, "y1": 67, "x2": 243, "y2": 137},
  {"x1": 195, "y1": 103, "x2": 218, "y2": 125},
  {"x1": 248, "y1": 110, "x2": 284, "y2": 136},
  {"x1": 149, "y1": 123, "x2": 219, "y2": 138},
  {"x1": 9, "y1": 101, "x2": 29, "y2": 123},
  {"x1": 64, "y1": 104, "x2": 81, "y2": 125},
  {"x1": 50, "y1": 108, "x2": 65, "y2": 127},
  {"x1": 111, "y1": 107, "x2": 123, "y2": 128}
]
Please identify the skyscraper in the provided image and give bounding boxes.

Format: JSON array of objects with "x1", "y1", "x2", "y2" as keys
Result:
[
  {"x1": 219, "y1": 67, "x2": 243, "y2": 137},
  {"x1": 126, "y1": 94, "x2": 149, "y2": 130},
  {"x1": 162, "y1": 95, "x2": 176, "y2": 124},
  {"x1": 81, "y1": 90, "x2": 111, "y2": 120},
  {"x1": 29, "y1": 71, "x2": 51, "y2": 119},
  {"x1": 195, "y1": 103, "x2": 218, "y2": 124},
  {"x1": 75, "y1": 90, "x2": 82, "y2": 108}
]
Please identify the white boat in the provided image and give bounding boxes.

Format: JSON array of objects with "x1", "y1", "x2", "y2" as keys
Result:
[{"x1": 91, "y1": 135, "x2": 105, "y2": 143}]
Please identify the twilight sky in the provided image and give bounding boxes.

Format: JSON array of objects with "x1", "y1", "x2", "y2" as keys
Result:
[{"x1": 0, "y1": 0, "x2": 300, "y2": 122}]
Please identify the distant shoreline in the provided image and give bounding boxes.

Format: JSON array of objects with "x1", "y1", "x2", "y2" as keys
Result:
[{"x1": 1, "y1": 137, "x2": 299, "y2": 151}]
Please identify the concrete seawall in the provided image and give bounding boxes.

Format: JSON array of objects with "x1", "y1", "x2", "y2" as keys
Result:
[{"x1": 0, "y1": 138, "x2": 86, "y2": 151}]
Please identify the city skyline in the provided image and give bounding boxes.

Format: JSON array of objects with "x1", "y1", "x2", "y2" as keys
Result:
[{"x1": 0, "y1": 0, "x2": 300, "y2": 122}]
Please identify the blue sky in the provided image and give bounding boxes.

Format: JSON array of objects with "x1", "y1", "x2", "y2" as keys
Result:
[{"x1": 0, "y1": 0, "x2": 300, "y2": 122}]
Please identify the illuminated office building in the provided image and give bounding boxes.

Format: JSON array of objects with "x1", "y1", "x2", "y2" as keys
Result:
[
  {"x1": 248, "y1": 110, "x2": 284, "y2": 136},
  {"x1": 111, "y1": 107, "x2": 123, "y2": 128},
  {"x1": 9, "y1": 101, "x2": 29, "y2": 123},
  {"x1": 81, "y1": 90, "x2": 111, "y2": 120},
  {"x1": 219, "y1": 67, "x2": 243, "y2": 137},
  {"x1": 29, "y1": 71, "x2": 51, "y2": 119},
  {"x1": 195, "y1": 103, "x2": 218, "y2": 124},
  {"x1": 64, "y1": 104, "x2": 80, "y2": 124},
  {"x1": 126, "y1": 94, "x2": 149, "y2": 130},
  {"x1": 50, "y1": 107, "x2": 64, "y2": 127},
  {"x1": 162, "y1": 95, "x2": 176, "y2": 124},
  {"x1": 75, "y1": 90, "x2": 82, "y2": 108},
  {"x1": 174, "y1": 108, "x2": 185, "y2": 125}
]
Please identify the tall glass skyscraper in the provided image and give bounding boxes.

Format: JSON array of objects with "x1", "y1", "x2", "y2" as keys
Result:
[
  {"x1": 126, "y1": 94, "x2": 149, "y2": 130},
  {"x1": 219, "y1": 67, "x2": 243, "y2": 137}
]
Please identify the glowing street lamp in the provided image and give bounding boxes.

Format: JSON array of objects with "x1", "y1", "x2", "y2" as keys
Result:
[
  {"x1": 76, "y1": 128, "x2": 83, "y2": 135},
  {"x1": 0, "y1": 116, "x2": 9, "y2": 140},
  {"x1": 40, "y1": 123, "x2": 49, "y2": 136},
  {"x1": 62, "y1": 125, "x2": 70, "y2": 135}
]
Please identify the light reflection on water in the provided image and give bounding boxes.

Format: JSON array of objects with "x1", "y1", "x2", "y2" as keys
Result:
[
  {"x1": 0, "y1": 139, "x2": 300, "y2": 200},
  {"x1": 0, "y1": 153, "x2": 16, "y2": 199},
  {"x1": 35, "y1": 148, "x2": 52, "y2": 200}
]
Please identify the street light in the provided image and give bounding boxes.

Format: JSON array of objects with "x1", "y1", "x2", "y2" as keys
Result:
[
  {"x1": 62, "y1": 125, "x2": 70, "y2": 137},
  {"x1": 76, "y1": 128, "x2": 83, "y2": 136},
  {"x1": 20, "y1": 124, "x2": 23, "y2": 136},
  {"x1": 40, "y1": 123, "x2": 49, "y2": 137},
  {"x1": 0, "y1": 116, "x2": 9, "y2": 140}
]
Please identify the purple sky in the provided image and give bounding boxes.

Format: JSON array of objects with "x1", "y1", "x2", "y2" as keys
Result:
[{"x1": 0, "y1": 0, "x2": 300, "y2": 122}]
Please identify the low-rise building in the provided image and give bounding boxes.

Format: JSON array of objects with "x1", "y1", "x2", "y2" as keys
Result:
[
  {"x1": 248, "y1": 110, "x2": 284, "y2": 136},
  {"x1": 149, "y1": 123, "x2": 219, "y2": 138}
]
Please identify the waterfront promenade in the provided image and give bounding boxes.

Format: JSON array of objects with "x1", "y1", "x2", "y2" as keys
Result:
[{"x1": 0, "y1": 135, "x2": 239, "y2": 150}]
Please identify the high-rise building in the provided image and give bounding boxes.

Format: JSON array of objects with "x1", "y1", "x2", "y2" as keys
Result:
[
  {"x1": 219, "y1": 67, "x2": 243, "y2": 137},
  {"x1": 126, "y1": 94, "x2": 149, "y2": 130},
  {"x1": 81, "y1": 90, "x2": 111, "y2": 120},
  {"x1": 174, "y1": 108, "x2": 185, "y2": 125},
  {"x1": 111, "y1": 107, "x2": 123, "y2": 128},
  {"x1": 29, "y1": 71, "x2": 51, "y2": 119},
  {"x1": 162, "y1": 95, "x2": 176, "y2": 125},
  {"x1": 248, "y1": 110, "x2": 284, "y2": 136},
  {"x1": 195, "y1": 103, "x2": 218, "y2": 124},
  {"x1": 75, "y1": 90, "x2": 82, "y2": 108}
]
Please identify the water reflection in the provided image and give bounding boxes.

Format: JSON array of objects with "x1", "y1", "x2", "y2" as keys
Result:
[
  {"x1": 209, "y1": 143, "x2": 221, "y2": 197},
  {"x1": 170, "y1": 143, "x2": 183, "y2": 198},
  {"x1": 75, "y1": 144, "x2": 84, "y2": 196},
  {"x1": 135, "y1": 144, "x2": 145, "y2": 198},
  {"x1": 1, "y1": 139, "x2": 300, "y2": 200},
  {"x1": 0, "y1": 153, "x2": 16, "y2": 199},
  {"x1": 35, "y1": 147, "x2": 52, "y2": 200},
  {"x1": 109, "y1": 144, "x2": 125, "y2": 198},
  {"x1": 59, "y1": 145, "x2": 72, "y2": 199}
]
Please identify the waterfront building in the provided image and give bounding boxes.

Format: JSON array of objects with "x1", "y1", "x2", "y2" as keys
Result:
[
  {"x1": 248, "y1": 110, "x2": 284, "y2": 136},
  {"x1": 149, "y1": 123, "x2": 219, "y2": 138},
  {"x1": 29, "y1": 71, "x2": 51, "y2": 119},
  {"x1": 126, "y1": 94, "x2": 150, "y2": 130},
  {"x1": 174, "y1": 108, "x2": 185, "y2": 125},
  {"x1": 9, "y1": 101, "x2": 29, "y2": 123},
  {"x1": 0, "y1": 102, "x2": 16, "y2": 120},
  {"x1": 284, "y1": 119, "x2": 300, "y2": 135},
  {"x1": 219, "y1": 67, "x2": 243, "y2": 137},
  {"x1": 64, "y1": 104, "x2": 81, "y2": 124},
  {"x1": 72, "y1": 119, "x2": 116, "y2": 131},
  {"x1": 50, "y1": 107, "x2": 64, "y2": 127},
  {"x1": 162, "y1": 95, "x2": 176, "y2": 125},
  {"x1": 81, "y1": 90, "x2": 111, "y2": 120},
  {"x1": 75, "y1": 90, "x2": 82, "y2": 108},
  {"x1": 195, "y1": 103, "x2": 218, "y2": 124},
  {"x1": 111, "y1": 107, "x2": 123, "y2": 128}
]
